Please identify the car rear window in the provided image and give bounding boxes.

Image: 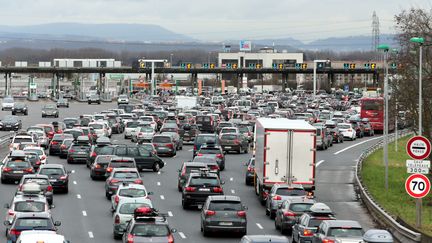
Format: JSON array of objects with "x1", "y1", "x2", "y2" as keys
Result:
[
  {"x1": 309, "y1": 218, "x2": 334, "y2": 227},
  {"x1": 23, "y1": 178, "x2": 49, "y2": 185},
  {"x1": 119, "y1": 188, "x2": 146, "y2": 197},
  {"x1": 15, "y1": 201, "x2": 45, "y2": 212},
  {"x1": 197, "y1": 116, "x2": 211, "y2": 122},
  {"x1": 13, "y1": 137, "x2": 33, "y2": 144},
  {"x1": 132, "y1": 224, "x2": 170, "y2": 237},
  {"x1": 127, "y1": 122, "x2": 139, "y2": 128},
  {"x1": 90, "y1": 124, "x2": 104, "y2": 129},
  {"x1": 24, "y1": 149, "x2": 43, "y2": 156},
  {"x1": 153, "y1": 136, "x2": 171, "y2": 143},
  {"x1": 113, "y1": 172, "x2": 139, "y2": 178},
  {"x1": 196, "y1": 136, "x2": 217, "y2": 144},
  {"x1": 39, "y1": 168, "x2": 63, "y2": 175},
  {"x1": 16, "y1": 218, "x2": 51, "y2": 227},
  {"x1": 199, "y1": 148, "x2": 220, "y2": 154},
  {"x1": 7, "y1": 161, "x2": 31, "y2": 168},
  {"x1": 338, "y1": 124, "x2": 351, "y2": 129},
  {"x1": 222, "y1": 128, "x2": 237, "y2": 133},
  {"x1": 289, "y1": 203, "x2": 314, "y2": 212},
  {"x1": 119, "y1": 203, "x2": 150, "y2": 214},
  {"x1": 209, "y1": 201, "x2": 242, "y2": 211},
  {"x1": 221, "y1": 134, "x2": 238, "y2": 140},
  {"x1": 186, "y1": 166, "x2": 207, "y2": 173},
  {"x1": 329, "y1": 227, "x2": 364, "y2": 237},
  {"x1": 275, "y1": 188, "x2": 307, "y2": 196},
  {"x1": 189, "y1": 177, "x2": 219, "y2": 186}
]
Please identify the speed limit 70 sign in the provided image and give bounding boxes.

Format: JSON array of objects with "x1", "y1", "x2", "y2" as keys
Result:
[{"x1": 405, "y1": 174, "x2": 431, "y2": 199}]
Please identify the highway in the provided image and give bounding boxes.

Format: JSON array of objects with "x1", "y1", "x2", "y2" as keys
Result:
[{"x1": 0, "y1": 99, "x2": 378, "y2": 243}]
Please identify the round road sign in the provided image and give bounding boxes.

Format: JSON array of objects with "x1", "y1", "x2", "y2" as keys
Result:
[
  {"x1": 406, "y1": 136, "x2": 431, "y2": 160},
  {"x1": 405, "y1": 174, "x2": 431, "y2": 199}
]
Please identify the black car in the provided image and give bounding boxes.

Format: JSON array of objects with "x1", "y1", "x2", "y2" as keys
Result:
[
  {"x1": 181, "y1": 124, "x2": 200, "y2": 143},
  {"x1": 63, "y1": 118, "x2": 80, "y2": 129},
  {"x1": 220, "y1": 133, "x2": 249, "y2": 154},
  {"x1": 67, "y1": 139, "x2": 92, "y2": 164},
  {"x1": 90, "y1": 155, "x2": 115, "y2": 180},
  {"x1": 11, "y1": 103, "x2": 28, "y2": 115},
  {"x1": 181, "y1": 170, "x2": 224, "y2": 209},
  {"x1": 41, "y1": 104, "x2": 59, "y2": 118},
  {"x1": 57, "y1": 97, "x2": 69, "y2": 108},
  {"x1": 200, "y1": 195, "x2": 247, "y2": 236},
  {"x1": 59, "y1": 139, "x2": 74, "y2": 159},
  {"x1": 87, "y1": 136, "x2": 112, "y2": 167},
  {"x1": 1, "y1": 159, "x2": 34, "y2": 184},
  {"x1": 274, "y1": 198, "x2": 315, "y2": 235},
  {"x1": 196, "y1": 115, "x2": 216, "y2": 133},
  {"x1": 49, "y1": 134, "x2": 74, "y2": 155},
  {"x1": 37, "y1": 164, "x2": 70, "y2": 193},
  {"x1": 0, "y1": 115, "x2": 22, "y2": 131},
  {"x1": 177, "y1": 162, "x2": 208, "y2": 191},
  {"x1": 193, "y1": 134, "x2": 220, "y2": 157},
  {"x1": 245, "y1": 157, "x2": 255, "y2": 186},
  {"x1": 88, "y1": 94, "x2": 101, "y2": 104}
]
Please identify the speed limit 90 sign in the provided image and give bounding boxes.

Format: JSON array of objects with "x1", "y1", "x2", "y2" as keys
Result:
[{"x1": 405, "y1": 174, "x2": 431, "y2": 199}]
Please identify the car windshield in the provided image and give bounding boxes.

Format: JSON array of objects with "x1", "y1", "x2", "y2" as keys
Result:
[
  {"x1": 329, "y1": 227, "x2": 364, "y2": 237},
  {"x1": 119, "y1": 203, "x2": 150, "y2": 214},
  {"x1": 196, "y1": 136, "x2": 217, "y2": 144},
  {"x1": 199, "y1": 148, "x2": 220, "y2": 154},
  {"x1": 4, "y1": 98, "x2": 14, "y2": 103},
  {"x1": 189, "y1": 177, "x2": 219, "y2": 186},
  {"x1": 153, "y1": 136, "x2": 171, "y2": 143},
  {"x1": 44, "y1": 105, "x2": 56, "y2": 110},
  {"x1": 15, "y1": 201, "x2": 45, "y2": 212},
  {"x1": 131, "y1": 224, "x2": 170, "y2": 237},
  {"x1": 16, "y1": 218, "x2": 51, "y2": 228},
  {"x1": 39, "y1": 168, "x2": 64, "y2": 175},
  {"x1": 7, "y1": 161, "x2": 31, "y2": 168},
  {"x1": 141, "y1": 117, "x2": 153, "y2": 122},
  {"x1": 119, "y1": 188, "x2": 146, "y2": 197},
  {"x1": 275, "y1": 188, "x2": 307, "y2": 196},
  {"x1": 209, "y1": 201, "x2": 242, "y2": 211},
  {"x1": 113, "y1": 172, "x2": 139, "y2": 179},
  {"x1": 290, "y1": 203, "x2": 314, "y2": 212},
  {"x1": 140, "y1": 127, "x2": 154, "y2": 132},
  {"x1": 221, "y1": 134, "x2": 238, "y2": 140},
  {"x1": 13, "y1": 137, "x2": 33, "y2": 144},
  {"x1": 90, "y1": 124, "x2": 104, "y2": 129}
]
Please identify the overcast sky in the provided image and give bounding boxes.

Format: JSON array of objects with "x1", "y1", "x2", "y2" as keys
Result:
[{"x1": 1, "y1": 0, "x2": 431, "y2": 42}]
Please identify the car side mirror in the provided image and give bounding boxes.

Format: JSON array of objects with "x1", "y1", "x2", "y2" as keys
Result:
[
  {"x1": 242, "y1": 205, "x2": 248, "y2": 210},
  {"x1": 220, "y1": 181, "x2": 225, "y2": 185},
  {"x1": 50, "y1": 204, "x2": 55, "y2": 209},
  {"x1": 4, "y1": 203, "x2": 9, "y2": 209},
  {"x1": 147, "y1": 191, "x2": 154, "y2": 195},
  {"x1": 223, "y1": 151, "x2": 227, "y2": 155},
  {"x1": 4, "y1": 220, "x2": 11, "y2": 226},
  {"x1": 54, "y1": 221, "x2": 61, "y2": 226},
  {"x1": 171, "y1": 228, "x2": 178, "y2": 233},
  {"x1": 67, "y1": 171, "x2": 72, "y2": 174}
]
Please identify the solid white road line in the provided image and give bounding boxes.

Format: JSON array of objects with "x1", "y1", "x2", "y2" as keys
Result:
[
  {"x1": 256, "y1": 223, "x2": 264, "y2": 230},
  {"x1": 168, "y1": 211, "x2": 173, "y2": 217},
  {"x1": 160, "y1": 195, "x2": 165, "y2": 200},
  {"x1": 76, "y1": 194, "x2": 81, "y2": 199},
  {"x1": 88, "y1": 232, "x2": 94, "y2": 238},
  {"x1": 316, "y1": 160, "x2": 325, "y2": 167},
  {"x1": 82, "y1": 211, "x2": 87, "y2": 216},
  {"x1": 179, "y1": 232, "x2": 186, "y2": 239},
  {"x1": 334, "y1": 136, "x2": 382, "y2": 155}
]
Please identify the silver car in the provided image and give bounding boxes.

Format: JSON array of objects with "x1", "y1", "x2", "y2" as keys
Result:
[{"x1": 265, "y1": 184, "x2": 308, "y2": 219}]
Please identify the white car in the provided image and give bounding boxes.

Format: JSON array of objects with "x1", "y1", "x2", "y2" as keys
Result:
[
  {"x1": 112, "y1": 197, "x2": 153, "y2": 239},
  {"x1": 119, "y1": 113, "x2": 137, "y2": 125},
  {"x1": 117, "y1": 94, "x2": 129, "y2": 104},
  {"x1": 132, "y1": 126, "x2": 156, "y2": 143},
  {"x1": 17, "y1": 231, "x2": 67, "y2": 243},
  {"x1": 338, "y1": 123, "x2": 357, "y2": 141},
  {"x1": 139, "y1": 116, "x2": 157, "y2": 130},
  {"x1": 1, "y1": 97, "x2": 15, "y2": 110},
  {"x1": 124, "y1": 121, "x2": 140, "y2": 139},
  {"x1": 111, "y1": 183, "x2": 151, "y2": 211},
  {"x1": 219, "y1": 127, "x2": 239, "y2": 137},
  {"x1": 89, "y1": 122, "x2": 111, "y2": 138},
  {"x1": 23, "y1": 146, "x2": 48, "y2": 164},
  {"x1": 10, "y1": 133, "x2": 35, "y2": 151}
]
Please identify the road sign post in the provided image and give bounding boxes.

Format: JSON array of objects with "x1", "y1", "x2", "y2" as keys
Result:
[{"x1": 406, "y1": 136, "x2": 432, "y2": 229}]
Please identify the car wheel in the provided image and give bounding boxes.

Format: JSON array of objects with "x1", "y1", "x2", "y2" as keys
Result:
[
  {"x1": 202, "y1": 226, "x2": 210, "y2": 237},
  {"x1": 1, "y1": 177, "x2": 6, "y2": 184},
  {"x1": 113, "y1": 231, "x2": 122, "y2": 240},
  {"x1": 90, "y1": 174, "x2": 95, "y2": 180},
  {"x1": 152, "y1": 163, "x2": 160, "y2": 172},
  {"x1": 42, "y1": 115, "x2": 45, "y2": 118},
  {"x1": 270, "y1": 211, "x2": 276, "y2": 219},
  {"x1": 64, "y1": 186, "x2": 69, "y2": 194},
  {"x1": 12, "y1": 112, "x2": 15, "y2": 115},
  {"x1": 244, "y1": 146, "x2": 249, "y2": 154},
  {"x1": 106, "y1": 192, "x2": 111, "y2": 200},
  {"x1": 182, "y1": 199, "x2": 189, "y2": 209},
  {"x1": 275, "y1": 218, "x2": 280, "y2": 230}
]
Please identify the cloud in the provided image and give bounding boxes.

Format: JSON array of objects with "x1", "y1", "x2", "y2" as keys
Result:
[{"x1": 0, "y1": 0, "x2": 431, "y2": 41}]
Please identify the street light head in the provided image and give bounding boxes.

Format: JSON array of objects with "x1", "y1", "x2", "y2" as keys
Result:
[
  {"x1": 377, "y1": 44, "x2": 390, "y2": 52},
  {"x1": 410, "y1": 37, "x2": 424, "y2": 44}
]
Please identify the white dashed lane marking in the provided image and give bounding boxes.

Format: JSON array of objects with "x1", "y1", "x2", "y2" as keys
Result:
[
  {"x1": 316, "y1": 160, "x2": 325, "y2": 167},
  {"x1": 179, "y1": 232, "x2": 186, "y2": 239},
  {"x1": 88, "y1": 232, "x2": 94, "y2": 238},
  {"x1": 73, "y1": 181, "x2": 77, "y2": 185},
  {"x1": 231, "y1": 189, "x2": 235, "y2": 194},
  {"x1": 76, "y1": 194, "x2": 81, "y2": 199},
  {"x1": 160, "y1": 195, "x2": 165, "y2": 200},
  {"x1": 157, "y1": 182, "x2": 161, "y2": 186},
  {"x1": 82, "y1": 211, "x2": 87, "y2": 216},
  {"x1": 256, "y1": 223, "x2": 263, "y2": 230},
  {"x1": 168, "y1": 211, "x2": 173, "y2": 217}
]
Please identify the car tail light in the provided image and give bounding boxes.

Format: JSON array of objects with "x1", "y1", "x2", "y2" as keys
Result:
[
  {"x1": 8, "y1": 210, "x2": 14, "y2": 216},
  {"x1": 126, "y1": 233, "x2": 134, "y2": 243},
  {"x1": 210, "y1": 165, "x2": 219, "y2": 171},
  {"x1": 47, "y1": 185, "x2": 53, "y2": 192},
  {"x1": 166, "y1": 143, "x2": 174, "y2": 149},
  {"x1": 138, "y1": 132, "x2": 143, "y2": 136},
  {"x1": 168, "y1": 234, "x2": 174, "y2": 243},
  {"x1": 234, "y1": 139, "x2": 240, "y2": 145},
  {"x1": 283, "y1": 211, "x2": 296, "y2": 217},
  {"x1": 181, "y1": 167, "x2": 186, "y2": 176},
  {"x1": 273, "y1": 195, "x2": 282, "y2": 200},
  {"x1": 216, "y1": 154, "x2": 223, "y2": 158},
  {"x1": 60, "y1": 175, "x2": 67, "y2": 180},
  {"x1": 303, "y1": 229, "x2": 314, "y2": 236},
  {"x1": 237, "y1": 211, "x2": 246, "y2": 217},
  {"x1": 212, "y1": 187, "x2": 223, "y2": 193},
  {"x1": 68, "y1": 149, "x2": 75, "y2": 153},
  {"x1": 10, "y1": 229, "x2": 20, "y2": 236},
  {"x1": 134, "y1": 179, "x2": 143, "y2": 184},
  {"x1": 184, "y1": 186, "x2": 196, "y2": 192},
  {"x1": 114, "y1": 215, "x2": 120, "y2": 224},
  {"x1": 106, "y1": 167, "x2": 113, "y2": 173},
  {"x1": 348, "y1": 129, "x2": 352, "y2": 132},
  {"x1": 48, "y1": 131, "x2": 54, "y2": 136},
  {"x1": 193, "y1": 145, "x2": 197, "y2": 151},
  {"x1": 91, "y1": 152, "x2": 97, "y2": 157},
  {"x1": 323, "y1": 239, "x2": 335, "y2": 243},
  {"x1": 205, "y1": 210, "x2": 216, "y2": 216},
  {"x1": 51, "y1": 141, "x2": 59, "y2": 145},
  {"x1": 94, "y1": 164, "x2": 101, "y2": 169},
  {"x1": 24, "y1": 168, "x2": 34, "y2": 173},
  {"x1": 196, "y1": 153, "x2": 203, "y2": 156},
  {"x1": 114, "y1": 195, "x2": 119, "y2": 204},
  {"x1": 110, "y1": 179, "x2": 119, "y2": 184},
  {"x1": 36, "y1": 161, "x2": 41, "y2": 165}
]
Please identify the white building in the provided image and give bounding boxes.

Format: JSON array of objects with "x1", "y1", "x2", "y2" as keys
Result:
[
  {"x1": 218, "y1": 48, "x2": 303, "y2": 68},
  {"x1": 53, "y1": 59, "x2": 122, "y2": 68}
]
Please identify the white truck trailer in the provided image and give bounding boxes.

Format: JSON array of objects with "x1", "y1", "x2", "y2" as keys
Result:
[{"x1": 254, "y1": 118, "x2": 316, "y2": 204}]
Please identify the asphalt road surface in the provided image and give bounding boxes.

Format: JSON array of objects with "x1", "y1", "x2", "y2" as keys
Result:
[{"x1": 0, "y1": 99, "x2": 378, "y2": 243}]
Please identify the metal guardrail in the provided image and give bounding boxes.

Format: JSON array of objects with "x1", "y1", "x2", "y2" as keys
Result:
[{"x1": 355, "y1": 130, "x2": 423, "y2": 242}]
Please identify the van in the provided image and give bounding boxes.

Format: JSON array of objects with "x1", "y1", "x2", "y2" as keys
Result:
[
  {"x1": 17, "y1": 230, "x2": 69, "y2": 243},
  {"x1": 195, "y1": 115, "x2": 215, "y2": 133}
]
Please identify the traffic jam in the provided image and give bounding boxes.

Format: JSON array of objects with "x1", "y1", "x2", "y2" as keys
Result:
[{"x1": 0, "y1": 90, "x2": 401, "y2": 243}]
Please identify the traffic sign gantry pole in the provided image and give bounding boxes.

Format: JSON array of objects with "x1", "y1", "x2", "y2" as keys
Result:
[{"x1": 406, "y1": 135, "x2": 431, "y2": 228}]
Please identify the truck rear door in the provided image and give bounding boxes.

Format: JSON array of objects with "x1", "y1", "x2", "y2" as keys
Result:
[
  {"x1": 291, "y1": 130, "x2": 315, "y2": 187},
  {"x1": 264, "y1": 130, "x2": 289, "y2": 184}
]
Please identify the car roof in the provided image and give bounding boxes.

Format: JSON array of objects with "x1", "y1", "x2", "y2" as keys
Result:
[
  {"x1": 15, "y1": 212, "x2": 52, "y2": 218},
  {"x1": 272, "y1": 184, "x2": 304, "y2": 190},
  {"x1": 118, "y1": 183, "x2": 146, "y2": 190},
  {"x1": 112, "y1": 168, "x2": 138, "y2": 172},
  {"x1": 18, "y1": 231, "x2": 65, "y2": 241},
  {"x1": 183, "y1": 162, "x2": 207, "y2": 167},
  {"x1": 242, "y1": 235, "x2": 290, "y2": 242},
  {"x1": 208, "y1": 195, "x2": 241, "y2": 201},
  {"x1": 323, "y1": 220, "x2": 362, "y2": 228},
  {"x1": 286, "y1": 197, "x2": 315, "y2": 204},
  {"x1": 39, "y1": 164, "x2": 65, "y2": 169},
  {"x1": 22, "y1": 174, "x2": 49, "y2": 179}
]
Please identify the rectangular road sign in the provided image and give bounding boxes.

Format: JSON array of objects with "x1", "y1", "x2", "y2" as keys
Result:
[
  {"x1": 406, "y1": 160, "x2": 430, "y2": 169},
  {"x1": 407, "y1": 167, "x2": 429, "y2": 174}
]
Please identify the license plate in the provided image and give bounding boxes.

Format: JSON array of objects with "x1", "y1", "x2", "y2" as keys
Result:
[
  {"x1": 225, "y1": 146, "x2": 231, "y2": 149},
  {"x1": 13, "y1": 171, "x2": 23, "y2": 174},
  {"x1": 184, "y1": 132, "x2": 189, "y2": 135},
  {"x1": 199, "y1": 188, "x2": 210, "y2": 192},
  {"x1": 49, "y1": 179, "x2": 57, "y2": 182},
  {"x1": 78, "y1": 152, "x2": 86, "y2": 154},
  {"x1": 219, "y1": 222, "x2": 233, "y2": 226}
]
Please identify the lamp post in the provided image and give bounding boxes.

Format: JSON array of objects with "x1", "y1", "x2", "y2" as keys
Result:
[
  {"x1": 377, "y1": 44, "x2": 389, "y2": 191},
  {"x1": 410, "y1": 36, "x2": 424, "y2": 229},
  {"x1": 170, "y1": 54, "x2": 174, "y2": 67}
]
